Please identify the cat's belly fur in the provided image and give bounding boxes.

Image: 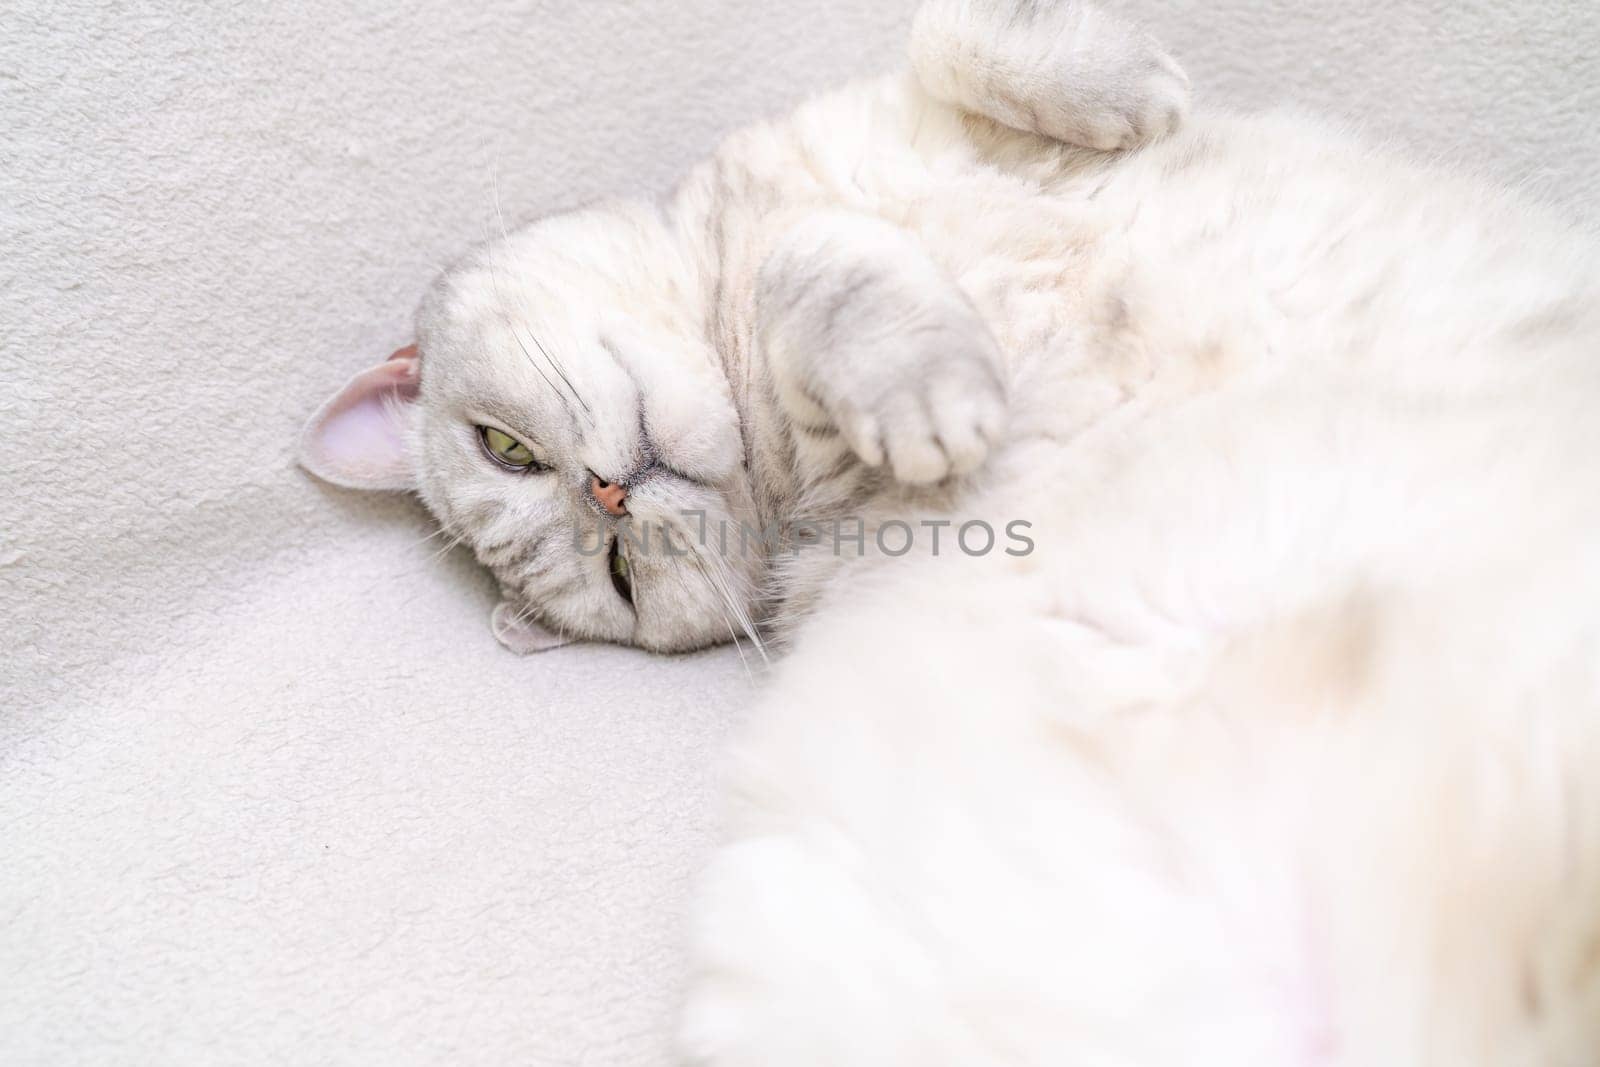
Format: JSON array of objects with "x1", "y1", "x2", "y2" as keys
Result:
[
  {"x1": 682, "y1": 75, "x2": 1600, "y2": 1063},
  {"x1": 691, "y1": 72, "x2": 1599, "y2": 572}
]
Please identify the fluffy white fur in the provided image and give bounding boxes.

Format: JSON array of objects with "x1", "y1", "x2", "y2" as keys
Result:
[{"x1": 301, "y1": 0, "x2": 1600, "y2": 1061}]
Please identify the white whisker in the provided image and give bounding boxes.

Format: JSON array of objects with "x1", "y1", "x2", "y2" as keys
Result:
[
  {"x1": 487, "y1": 164, "x2": 595, "y2": 426},
  {"x1": 683, "y1": 525, "x2": 770, "y2": 666},
  {"x1": 664, "y1": 543, "x2": 755, "y2": 683}
]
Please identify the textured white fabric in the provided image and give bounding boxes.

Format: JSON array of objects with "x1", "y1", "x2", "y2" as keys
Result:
[
  {"x1": 2, "y1": 1, "x2": 1594, "y2": 1063},
  {"x1": 1126, "y1": 0, "x2": 1599, "y2": 224}
]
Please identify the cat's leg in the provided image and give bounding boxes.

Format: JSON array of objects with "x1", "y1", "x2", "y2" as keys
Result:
[
  {"x1": 757, "y1": 212, "x2": 1006, "y2": 487},
  {"x1": 910, "y1": 0, "x2": 1189, "y2": 151}
]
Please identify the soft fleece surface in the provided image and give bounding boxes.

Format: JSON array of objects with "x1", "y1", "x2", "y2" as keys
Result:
[{"x1": 4, "y1": 1, "x2": 1596, "y2": 1063}]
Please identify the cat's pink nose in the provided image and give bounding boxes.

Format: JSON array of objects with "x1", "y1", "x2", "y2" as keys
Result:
[{"x1": 590, "y1": 473, "x2": 627, "y2": 516}]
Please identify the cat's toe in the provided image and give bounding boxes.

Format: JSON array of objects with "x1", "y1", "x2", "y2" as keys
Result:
[
  {"x1": 928, "y1": 378, "x2": 1002, "y2": 476},
  {"x1": 877, "y1": 372, "x2": 1005, "y2": 486},
  {"x1": 1063, "y1": 50, "x2": 1190, "y2": 151},
  {"x1": 1124, "y1": 54, "x2": 1191, "y2": 146},
  {"x1": 837, "y1": 407, "x2": 886, "y2": 470},
  {"x1": 881, "y1": 394, "x2": 952, "y2": 485}
]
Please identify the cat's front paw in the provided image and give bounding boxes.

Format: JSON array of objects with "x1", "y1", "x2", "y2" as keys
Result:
[
  {"x1": 759, "y1": 213, "x2": 1008, "y2": 488},
  {"x1": 834, "y1": 348, "x2": 1006, "y2": 486}
]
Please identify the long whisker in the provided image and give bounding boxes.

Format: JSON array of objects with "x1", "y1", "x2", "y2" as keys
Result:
[
  {"x1": 478, "y1": 231, "x2": 584, "y2": 422},
  {"x1": 509, "y1": 596, "x2": 566, "y2": 642},
  {"x1": 657, "y1": 511, "x2": 766, "y2": 660},
  {"x1": 680, "y1": 523, "x2": 769, "y2": 665},
  {"x1": 527, "y1": 328, "x2": 593, "y2": 421},
  {"x1": 684, "y1": 549, "x2": 759, "y2": 680},
  {"x1": 401, "y1": 523, "x2": 456, "y2": 552},
  {"x1": 483, "y1": 165, "x2": 568, "y2": 403},
  {"x1": 508, "y1": 318, "x2": 576, "y2": 413},
  {"x1": 489, "y1": 164, "x2": 595, "y2": 427},
  {"x1": 424, "y1": 530, "x2": 468, "y2": 565},
  {"x1": 664, "y1": 538, "x2": 755, "y2": 683}
]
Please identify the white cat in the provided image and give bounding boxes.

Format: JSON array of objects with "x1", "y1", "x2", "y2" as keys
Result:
[{"x1": 301, "y1": 0, "x2": 1600, "y2": 1061}]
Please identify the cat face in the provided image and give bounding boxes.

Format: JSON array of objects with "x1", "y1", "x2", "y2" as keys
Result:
[{"x1": 301, "y1": 200, "x2": 764, "y2": 653}]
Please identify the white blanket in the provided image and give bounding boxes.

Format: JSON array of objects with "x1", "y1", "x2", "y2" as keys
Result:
[{"x1": 4, "y1": 0, "x2": 1594, "y2": 1062}]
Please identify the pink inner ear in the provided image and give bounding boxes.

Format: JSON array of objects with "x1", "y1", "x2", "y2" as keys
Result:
[{"x1": 299, "y1": 350, "x2": 421, "y2": 491}]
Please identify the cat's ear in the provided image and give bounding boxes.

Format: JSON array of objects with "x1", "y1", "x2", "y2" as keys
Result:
[
  {"x1": 299, "y1": 345, "x2": 421, "y2": 491},
  {"x1": 490, "y1": 601, "x2": 571, "y2": 654}
]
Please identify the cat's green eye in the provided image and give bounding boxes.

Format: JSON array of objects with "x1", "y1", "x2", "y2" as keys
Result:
[{"x1": 478, "y1": 425, "x2": 540, "y2": 471}]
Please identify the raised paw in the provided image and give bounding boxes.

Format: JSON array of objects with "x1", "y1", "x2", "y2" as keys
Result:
[
  {"x1": 836, "y1": 354, "x2": 1006, "y2": 486},
  {"x1": 912, "y1": 0, "x2": 1191, "y2": 151},
  {"x1": 758, "y1": 212, "x2": 1009, "y2": 488},
  {"x1": 1068, "y1": 43, "x2": 1190, "y2": 152}
]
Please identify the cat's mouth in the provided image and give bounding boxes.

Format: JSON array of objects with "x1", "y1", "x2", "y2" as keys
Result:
[{"x1": 608, "y1": 535, "x2": 634, "y2": 608}]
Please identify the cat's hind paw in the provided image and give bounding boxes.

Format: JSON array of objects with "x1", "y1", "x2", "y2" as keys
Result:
[
  {"x1": 912, "y1": 0, "x2": 1191, "y2": 151},
  {"x1": 1065, "y1": 46, "x2": 1190, "y2": 152}
]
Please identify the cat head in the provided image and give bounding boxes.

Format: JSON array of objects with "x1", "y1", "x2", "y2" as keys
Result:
[{"x1": 300, "y1": 200, "x2": 764, "y2": 654}]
